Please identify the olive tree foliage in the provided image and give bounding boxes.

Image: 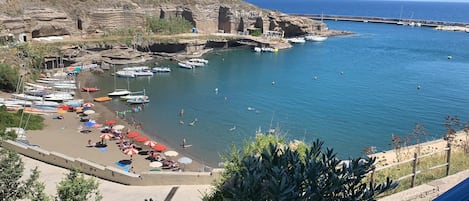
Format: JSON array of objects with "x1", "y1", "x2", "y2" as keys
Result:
[
  {"x1": 205, "y1": 135, "x2": 397, "y2": 201},
  {"x1": 0, "y1": 148, "x2": 49, "y2": 201},
  {"x1": 55, "y1": 169, "x2": 102, "y2": 201}
]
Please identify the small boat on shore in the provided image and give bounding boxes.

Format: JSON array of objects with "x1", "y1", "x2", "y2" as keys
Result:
[
  {"x1": 12, "y1": 94, "x2": 44, "y2": 101},
  {"x1": 33, "y1": 100, "x2": 60, "y2": 107},
  {"x1": 186, "y1": 61, "x2": 205, "y2": 67},
  {"x1": 133, "y1": 70, "x2": 154, "y2": 77},
  {"x1": 43, "y1": 93, "x2": 74, "y2": 102},
  {"x1": 81, "y1": 87, "x2": 100, "y2": 92},
  {"x1": 94, "y1": 96, "x2": 112, "y2": 102}
]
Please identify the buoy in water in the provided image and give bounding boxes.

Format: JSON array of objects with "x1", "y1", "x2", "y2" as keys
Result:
[
  {"x1": 448, "y1": 55, "x2": 453, "y2": 59},
  {"x1": 272, "y1": 81, "x2": 276, "y2": 85},
  {"x1": 417, "y1": 85, "x2": 421, "y2": 90}
]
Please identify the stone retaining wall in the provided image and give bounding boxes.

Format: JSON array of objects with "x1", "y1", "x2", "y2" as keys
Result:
[{"x1": 1, "y1": 140, "x2": 222, "y2": 186}]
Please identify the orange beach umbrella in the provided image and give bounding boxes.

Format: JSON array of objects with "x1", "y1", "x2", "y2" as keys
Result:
[
  {"x1": 105, "y1": 119, "x2": 117, "y2": 125},
  {"x1": 135, "y1": 136, "x2": 149, "y2": 142},
  {"x1": 127, "y1": 132, "x2": 139, "y2": 138},
  {"x1": 152, "y1": 144, "x2": 167, "y2": 152}
]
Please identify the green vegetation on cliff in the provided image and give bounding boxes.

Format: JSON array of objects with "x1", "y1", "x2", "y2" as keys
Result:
[
  {"x1": 0, "y1": 63, "x2": 20, "y2": 93},
  {"x1": 146, "y1": 16, "x2": 193, "y2": 35}
]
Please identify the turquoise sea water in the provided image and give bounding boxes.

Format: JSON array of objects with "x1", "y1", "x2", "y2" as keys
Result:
[{"x1": 92, "y1": 16, "x2": 469, "y2": 167}]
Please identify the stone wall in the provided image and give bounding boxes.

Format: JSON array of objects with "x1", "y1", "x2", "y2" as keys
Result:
[{"x1": 1, "y1": 140, "x2": 222, "y2": 186}]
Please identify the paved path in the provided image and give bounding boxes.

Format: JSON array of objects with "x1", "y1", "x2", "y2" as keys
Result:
[
  {"x1": 379, "y1": 168, "x2": 469, "y2": 201},
  {"x1": 21, "y1": 155, "x2": 212, "y2": 201}
]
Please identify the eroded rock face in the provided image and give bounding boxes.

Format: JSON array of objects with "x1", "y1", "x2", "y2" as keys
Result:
[{"x1": 0, "y1": 1, "x2": 327, "y2": 39}]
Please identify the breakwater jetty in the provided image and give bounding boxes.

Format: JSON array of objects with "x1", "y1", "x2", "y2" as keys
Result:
[{"x1": 294, "y1": 14, "x2": 469, "y2": 31}]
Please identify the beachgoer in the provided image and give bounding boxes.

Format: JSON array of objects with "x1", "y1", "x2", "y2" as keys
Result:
[
  {"x1": 129, "y1": 166, "x2": 135, "y2": 173},
  {"x1": 182, "y1": 138, "x2": 186, "y2": 148},
  {"x1": 88, "y1": 139, "x2": 92, "y2": 146},
  {"x1": 179, "y1": 108, "x2": 184, "y2": 117}
]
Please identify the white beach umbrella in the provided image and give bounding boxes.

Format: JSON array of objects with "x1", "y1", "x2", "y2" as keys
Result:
[
  {"x1": 149, "y1": 161, "x2": 163, "y2": 168},
  {"x1": 83, "y1": 110, "x2": 95, "y2": 115},
  {"x1": 164, "y1": 150, "x2": 179, "y2": 157},
  {"x1": 144, "y1": 140, "x2": 158, "y2": 148},
  {"x1": 178, "y1": 156, "x2": 192, "y2": 164},
  {"x1": 113, "y1": 125, "x2": 125, "y2": 130}
]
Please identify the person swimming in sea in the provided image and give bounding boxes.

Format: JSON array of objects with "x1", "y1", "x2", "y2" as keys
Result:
[{"x1": 179, "y1": 108, "x2": 184, "y2": 117}]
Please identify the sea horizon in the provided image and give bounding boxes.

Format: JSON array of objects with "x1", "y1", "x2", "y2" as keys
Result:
[{"x1": 90, "y1": 1, "x2": 469, "y2": 166}]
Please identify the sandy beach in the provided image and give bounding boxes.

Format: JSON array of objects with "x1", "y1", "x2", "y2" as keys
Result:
[{"x1": 25, "y1": 70, "x2": 206, "y2": 175}]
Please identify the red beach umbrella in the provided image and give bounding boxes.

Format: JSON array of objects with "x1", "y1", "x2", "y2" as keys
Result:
[
  {"x1": 153, "y1": 144, "x2": 167, "y2": 152},
  {"x1": 127, "y1": 132, "x2": 139, "y2": 138},
  {"x1": 100, "y1": 133, "x2": 114, "y2": 140},
  {"x1": 135, "y1": 136, "x2": 149, "y2": 142},
  {"x1": 144, "y1": 140, "x2": 158, "y2": 147},
  {"x1": 123, "y1": 148, "x2": 139, "y2": 156},
  {"x1": 105, "y1": 119, "x2": 117, "y2": 125}
]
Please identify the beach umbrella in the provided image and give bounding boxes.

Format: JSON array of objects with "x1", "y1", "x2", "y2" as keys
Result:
[
  {"x1": 113, "y1": 125, "x2": 125, "y2": 130},
  {"x1": 149, "y1": 161, "x2": 163, "y2": 168},
  {"x1": 123, "y1": 148, "x2": 139, "y2": 156},
  {"x1": 82, "y1": 102, "x2": 95, "y2": 107},
  {"x1": 178, "y1": 156, "x2": 192, "y2": 164},
  {"x1": 83, "y1": 110, "x2": 95, "y2": 115},
  {"x1": 100, "y1": 133, "x2": 114, "y2": 140},
  {"x1": 135, "y1": 136, "x2": 149, "y2": 142},
  {"x1": 152, "y1": 144, "x2": 167, "y2": 152},
  {"x1": 144, "y1": 140, "x2": 158, "y2": 147},
  {"x1": 164, "y1": 150, "x2": 179, "y2": 157},
  {"x1": 84, "y1": 121, "x2": 95, "y2": 127},
  {"x1": 127, "y1": 132, "x2": 139, "y2": 138},
  {"x1": 105, "y1": 119, "x2": 116, "y2": 125}
]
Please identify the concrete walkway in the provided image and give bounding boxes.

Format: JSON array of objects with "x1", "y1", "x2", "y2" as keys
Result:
[
  {"x1": 21, "y1": 155, "x2": 213, "y2": 201},
  {"x1": 379, "y1": 169, "x2": 469, "y2": 201}
]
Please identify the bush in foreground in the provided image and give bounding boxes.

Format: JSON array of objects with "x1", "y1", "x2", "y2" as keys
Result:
[{"x1": 204, "y1": 135, "x2": 397, "y2": 200}]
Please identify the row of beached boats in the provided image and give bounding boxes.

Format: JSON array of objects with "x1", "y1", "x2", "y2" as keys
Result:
[
  {"x1": 115, "y1": 66, "x2": 171, "y2": 78},
  {"x1": 287, "y1": 35, "x2": 328, "y2": 44},
  {"x1": 177, "y1": 58, "x2": 209, "y2": 69}
]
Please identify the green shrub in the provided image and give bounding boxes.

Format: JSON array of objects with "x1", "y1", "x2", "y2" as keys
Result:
[
  {"x1": 249, "y1": 28, "x2": 262, "y2": 37},
  {"x1": 0, "y1": 63, "x2": 20, "y2": 92},
  {"x1": 146, "y1": 17, "x2": 193, "y2": 35}
]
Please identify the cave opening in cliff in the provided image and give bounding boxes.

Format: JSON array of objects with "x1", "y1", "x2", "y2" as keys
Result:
[
  {"x1": 32, "y1": 30, "x2": 40, "y2": 39},
  {"x1": 77, "y1": 18, "x2": 83, "y2": 30}
]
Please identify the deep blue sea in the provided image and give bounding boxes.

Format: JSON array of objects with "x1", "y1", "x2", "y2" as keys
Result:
[{"x1": 92, "y1": 1, "x2": 469, "y2": 166}]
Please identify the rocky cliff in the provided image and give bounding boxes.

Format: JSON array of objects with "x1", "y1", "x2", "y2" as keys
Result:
[{"x1": 0, "y1": 0, "x2": 327, "y2": 41}]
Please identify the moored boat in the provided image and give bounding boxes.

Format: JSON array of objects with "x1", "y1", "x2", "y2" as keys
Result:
[
  {"x1": 43, "y1": 93, "x2": 74, "y2": 102},
  {"x1": 305, "y1": 35, "x2": 328, "y2": 42},
  {"x1": 188, "y1": 58, "x2": 209, "y2": 64},
  {"x1": 178, "y1": 62, "x2": 194, "y2": 69},
  {"x1": 108, "y1": 89, "x2": 131, "y2": 96},
  {"x1": 288, "y1": 37, "x2": 306, "y2": 43},
  {"x1": 186, "y1": 61, "x2": 205, "y2": 67},
  {"x1": 12, "y1": 94, "x2": 44, "y2": 101},
  {"x1": 133, "y1": 70, "x2": 154, "y2": 76},
  {"x1": 115, "y1": 71, "x2": 136, "y2": 78},
  {"x1": 122, "y1": 66, "x2": 149, "y2": 71},
  {"x1": 127, "y1": 97, "x2": 150, "y2": 104},
  {"x1": 152, "y1": 67, "x2": 171, "y2": 73}
]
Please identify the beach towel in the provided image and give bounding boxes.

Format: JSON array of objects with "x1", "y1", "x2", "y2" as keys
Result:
[
  {"x1": 114, "y1": 162, "x2": 129, "y2": 167},
  {"x1": 98, "y1": 147, "x2": 107, "y2": 152}
]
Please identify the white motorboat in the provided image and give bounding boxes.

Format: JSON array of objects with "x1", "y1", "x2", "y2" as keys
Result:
[
  {"x1": 288, "y1": 37, "x2": 306, "y2": 44},
  {"x1": 133, "y1": 70, "x2": 154, "y2": 76},
  {"x1": 152, "y1": 67, "x2": 171, "y2": 73},
  {"x1": 178, "y1": 62, "x2": 194, "y2": 69},
  {"x1": 108, "y1": 89, "x2": 131, "y2": 96},
  {"x1": 43, "y1": 93, "x2": 74, "y2": 102},
  {"x1": 53, "y1": 84, "x2": 77, "y2": 90},
  {"x1": 115, "y1": 71, "x2": 136, "y2": 78},
  {"x1": 186, "y1": 61, "x2": 205, "y2": 67},
  {"x1": 305, "y1": 35, "x2": 328, "y2": 42},
  {"x1": 254, "y1": 47, "x2": 262, "y2": 52},
  {"x1": 122, "y1": 66, "x2": 149, "y2": 71},
  {"x1": 127, "y1": 97, "x2": 150, "y2": 104},
  {"x1": 121, "y1": 95, "x2": 148, "y2": 101},
  {"x1": 11, "y1": 94, "x2": 44, "y2": 101},
  {"x1": 188, "y1": 58, "x2": 209, "y2": 64}
]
